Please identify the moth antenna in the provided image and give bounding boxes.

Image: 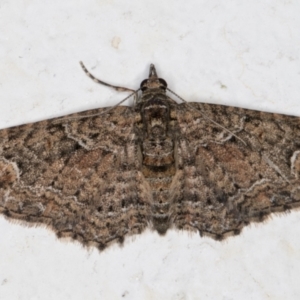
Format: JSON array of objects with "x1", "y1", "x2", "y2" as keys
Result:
[
  {"x1": 80, "y1": 61, "x2": 136, "y2": 94},
  {"x1": 52, "y1": 91, "x2": 140, "y2": 123},
  {"x1": 166, "y1": 87, "x2": 247, "y2": 146}
]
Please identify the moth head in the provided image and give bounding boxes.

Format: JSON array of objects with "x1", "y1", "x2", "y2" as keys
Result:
[{"x1": 140, "y1": 64, "x2": 168, "y2": 92}]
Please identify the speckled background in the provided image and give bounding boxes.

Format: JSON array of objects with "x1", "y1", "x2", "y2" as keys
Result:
[{"x1": 1, "y1": 1, "x2": 300, "y2": 299}]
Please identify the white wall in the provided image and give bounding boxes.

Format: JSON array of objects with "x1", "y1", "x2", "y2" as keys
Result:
[{"x1": 1, "y1": 1, "x2": 300, "y2": 299}]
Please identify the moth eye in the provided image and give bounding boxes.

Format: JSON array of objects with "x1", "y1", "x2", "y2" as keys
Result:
[
  {"x1": 158, "y1": 78, "x2": 167, "y2": 88},
  {"x1": 140, "y1": 79, "x2": 148, "y2": 90}
]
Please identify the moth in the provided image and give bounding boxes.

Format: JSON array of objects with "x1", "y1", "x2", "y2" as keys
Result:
[{"x1": 0, "y1": 63, "x2": 300, "y2": 250}]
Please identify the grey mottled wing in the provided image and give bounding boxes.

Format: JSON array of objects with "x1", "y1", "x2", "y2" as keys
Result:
[
  {"x1": 0, "y1": 106, "x2": 150, "y2": 250},
  {"x1": 174, "y1": 102, "x2": 300, "y2": 240}
]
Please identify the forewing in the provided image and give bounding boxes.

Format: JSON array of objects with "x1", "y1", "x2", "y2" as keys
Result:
[
  {"x1": 0, "y1": 106, "x2": 151, "y2": 250},
  {"x1": 174, "y1": 102, "x2": 300, "y2": 239}
]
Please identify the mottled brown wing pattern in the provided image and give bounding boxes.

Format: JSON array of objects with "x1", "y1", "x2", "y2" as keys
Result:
[
  {"x1": 174, "y1": 102, "x2": 300, "y2": 239},
  {"x1": 0, "y1": 106, "x2": 151, "y2": 250},
  {"x1": 1, "y1": 63, "x2": 300, "y2": 251}
]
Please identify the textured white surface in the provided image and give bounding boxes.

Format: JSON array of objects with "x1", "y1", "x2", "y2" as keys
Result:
[{"x1": 0, "y1": 1, "x2": 300, "y2": 299}]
